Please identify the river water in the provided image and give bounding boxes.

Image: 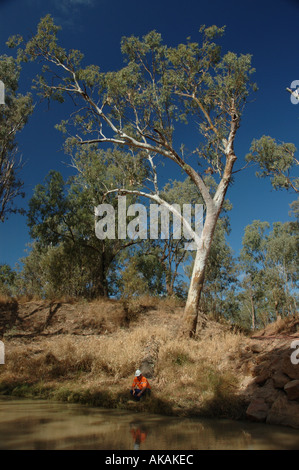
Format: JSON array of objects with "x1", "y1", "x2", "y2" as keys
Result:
[{"x1": 0, "y1": 397, "x2": 298, "y2": 450}]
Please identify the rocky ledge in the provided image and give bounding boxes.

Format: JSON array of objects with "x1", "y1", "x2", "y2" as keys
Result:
[{"x1": 240, "y1": 317, "x2": 299, "y2": 429}]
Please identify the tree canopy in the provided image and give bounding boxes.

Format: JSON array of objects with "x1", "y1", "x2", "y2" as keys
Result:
[
  {"x1": 0, "y1": 55, "x2": 33, "y2": 221},
  {"x1": 4, "y1": 15, "x2": 297, "y2": 336}
]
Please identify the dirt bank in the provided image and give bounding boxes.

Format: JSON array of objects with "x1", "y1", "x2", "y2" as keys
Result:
[{"x1": 0, "y1": 297, "x2": 298, "y2": 428}]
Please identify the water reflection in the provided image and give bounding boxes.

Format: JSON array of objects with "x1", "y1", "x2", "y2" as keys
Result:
[
  {"x1": 0, "y1": 397, "x2": 298, "y2": 450},
  {"x1": 130, "y1": 421, "x2": 149, "y2": 450}
]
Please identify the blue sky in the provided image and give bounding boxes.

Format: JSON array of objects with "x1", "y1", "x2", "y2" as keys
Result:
[{"x1": 0, "y1": 0, "x2": 298, "y2": 268}]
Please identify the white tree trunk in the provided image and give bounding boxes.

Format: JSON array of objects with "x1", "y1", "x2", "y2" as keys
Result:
[
  {"x1": 180, "y1": 212, "x2": 217, "y2": 337},
  {"x1": 180, "y1": 154, "x2": 237, "y2": 337}
]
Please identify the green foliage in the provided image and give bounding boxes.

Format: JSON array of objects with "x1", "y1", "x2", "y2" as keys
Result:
[
  {"x1": 0, "y1": 264, "x2": 16, "y2": 296},
  {"x1": 240, "y1": 220, "x2": 270, "y2": 268},
  {"x1": 25, "y1": 172, "x2": 107, "y2": 298},
  {"x1": 202, "y1": 220, "x2": 239, "y2": 320},
  {"x1": 9, "y1": 16, "x2": 256, "y2": 179},
  {"x1": 289, "y1": 198, "x2": 299, "y2": 234},
  {"x1": 119, "y1": 257, "x2": 150, "y2": 299},
  {"x1": 0, "y1": 55, "x2": 33, "y2": 221},
  {"x1": 246, "y1": 136, "x2": 299, "y2": 193},
  {"x1": 19, "y1": 243, "x2": 92, "y2": 299},
  {"x1": 6, "y1": 16, "x2": 260, "y2": 336},
  {"x1": 22, "y1": 142, "x2": 152, "y2": 299},
  {"x1": 8, "y1": 14, "x2": 297, "y2": 335},
  {"x1": 239, "y1": 220, "x2": 298, "y2": 328},
  {"x1": 172, "y1": 351, "x2": 193, "y2": 366}
]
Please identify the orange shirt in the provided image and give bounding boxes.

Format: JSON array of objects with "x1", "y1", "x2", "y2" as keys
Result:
[
  {"x1": 132, "y1": 375, "x2": 151, "y2": 390},
  {"x1": 130, "y1": 428, "x2": 148, "y2": 443}
]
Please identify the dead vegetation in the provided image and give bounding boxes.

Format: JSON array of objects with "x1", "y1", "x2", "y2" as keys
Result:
[{"x1": 0, "y1": 296, "x2": 297, "y2": 420}]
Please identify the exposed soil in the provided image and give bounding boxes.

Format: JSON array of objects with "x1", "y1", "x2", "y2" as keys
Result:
[{"x1": 0, "y1": 298, "x2": 299, "y2": 428}]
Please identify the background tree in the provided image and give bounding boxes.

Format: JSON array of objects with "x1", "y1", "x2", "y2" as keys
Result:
[
  {"x1": 17, "y1": 241, "x2": 97, "y2": 299},
  {"x1": 0, "y1": 263, "x2": 16, "y2": 296},
  {"x1": 266, "y1": 221, "x2": 298, "y2": 315},
  {"x1": 11, "y1": 16, "x2": 257, "y2": 336},
  {"x1": 244, "y1": 136, "x2": 298, "y2": 326},
  {"x1": 246, "y1": 136, "x2": 299, "y2": 194},
  {"x1": 0, "y1": 55, "x2": 33, "y2": 221},
  {"x1": 200, "y1": 220, "x2": 239, "y2": 321},
  {"x1": 239, "y1": 220, "x2": 298, "y2": 328},
  {"x1": 130, "y1": 177, "x2": 199, "y2": 298},
  {"x1": 26, "y1": 144, "x2": 146, "y2": 298}
]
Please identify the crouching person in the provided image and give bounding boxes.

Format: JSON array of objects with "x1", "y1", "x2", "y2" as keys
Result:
[{"x1": 130, "y1": 369, "x2": 151, "y2": 401}]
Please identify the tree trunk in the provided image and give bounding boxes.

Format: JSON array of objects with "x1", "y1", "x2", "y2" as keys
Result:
[
  {"x1": 180, "y1": 252, "x2": 207, "y2": 337},
  {"x1": 166, "y1": 281, "x2": 173, "y2": 297},
  {"x1": 165, "y1": 270, "x2": 174, "y2": 297},
  {"x1": 250, "y1": 292, "x2": 256, "y2": 330},
  {"x1": 91, "y1": 253, "x2": 109, "y2": 298},
  {"x1": 180, "y1": 212, "x2": 217, "y2": 337},
  {"x1": 97, "y1": 264, "x2": 109, "y2": 298},
  {"x1": 179, "y1": 154, "x2": 237, "y2": 338}
]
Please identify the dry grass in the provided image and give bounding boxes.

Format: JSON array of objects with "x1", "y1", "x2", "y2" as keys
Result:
[
  {"x1": 77, "y1": 299, "x2": 129, "y2": 333},
  {"x1": 0, "y1": 293, "x2": 14, "y2": 304},
  {"x1": 0, "y1": 324, "x2": 171, "y2": 388},
  {"x1": 253, "y1": 314, "x2": 299, "y2": 337},
  {"x1": 91, "y1": 326, "x2": 171, "y2": 377},
  {"x1": 154, "y1": 328, "x2": 245, "y2": 415},
  {"x1": 0, "y1": 297, "x2": 248, "y2": 418}
]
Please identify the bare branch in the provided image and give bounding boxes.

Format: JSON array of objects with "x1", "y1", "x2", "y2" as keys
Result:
[{"x1": 103, "y1": 187, "x2": 202, "y2": 247}]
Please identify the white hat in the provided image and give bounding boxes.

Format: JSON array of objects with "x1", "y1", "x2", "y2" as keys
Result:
[{"x1": 135, "y1": 369, "x2": 142, "y2": 376}]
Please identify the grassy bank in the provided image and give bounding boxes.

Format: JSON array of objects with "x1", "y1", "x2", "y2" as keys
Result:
[{"x1": 0, "y1": 297, "x2": 249, "y2": 420}]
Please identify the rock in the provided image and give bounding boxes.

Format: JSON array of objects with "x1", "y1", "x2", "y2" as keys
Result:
[
  {"x1": 284, "y1": 380, "x2": 299, "y2": 401},
  {"x1": 255, "y1": 379, "x2": 280, "y2": 405},
  {"x1": 240, "y1": 359, "x2": 255, "y2": 375},
  {"x1": 254, "y1": 359, "x2": 272, "y2": 372},
  {"x1": 240, "y1": 351, "x2": 253, "y2": 360},
  {"x1": 140, "y1": 336, "x2": 160, "y2": 379},
  {"x1": 254, "y1": 371, "x2": 270, "y2": 386},
  {"x1": 140, "y1": 358, "x2": 155, "y2": 379},
  {"x1": 246, "y1": 398, "x2": 269, "y2": 422},
  {"x1": 250, "y1": 342, "x2": 263, "y2": 354},
  {"x1": 272, "y1": 371, "x2": 290, "y2": 389},
  {"x1": 267, "y1": 395, "x2": 299, "y2": 429}
]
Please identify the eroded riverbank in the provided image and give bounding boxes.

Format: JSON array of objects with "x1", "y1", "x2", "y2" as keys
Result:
[{"x1": 1, "y1": 299, "x2": 299, "y2": 429}]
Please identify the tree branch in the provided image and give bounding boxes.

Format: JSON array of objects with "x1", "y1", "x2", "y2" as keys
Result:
[{"x1": 103, "y1": 187, "x2": 202, "y2": 248}]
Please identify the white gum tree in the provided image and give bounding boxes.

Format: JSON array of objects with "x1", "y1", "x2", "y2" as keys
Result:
[{"x1": 10, "y1": 16, "x2": 257, "y2": 336}]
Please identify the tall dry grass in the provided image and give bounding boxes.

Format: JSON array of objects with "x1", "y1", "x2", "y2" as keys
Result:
[
  {"x1": 1, "y1": 325, "x2": 171, "y2": 384},
  {"x1": 0, "y1": 297, "x2": 247, "y2": 418},
  {"x1": 154, "y1": 328, "x2": 244, "y2": 412},
  {"x1": 0, "y1": 293, "x2": 14, "y2": 304}
]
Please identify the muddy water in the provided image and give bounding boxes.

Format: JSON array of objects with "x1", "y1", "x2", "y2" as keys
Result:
[{"x1": 0, "y1": 397, "x2": 298, "y2": 450}]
